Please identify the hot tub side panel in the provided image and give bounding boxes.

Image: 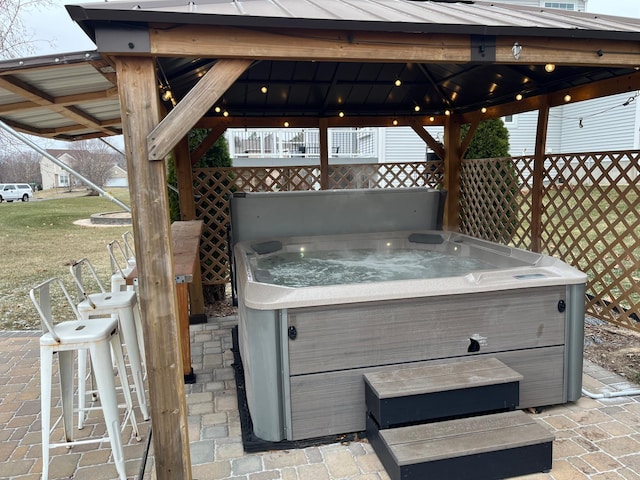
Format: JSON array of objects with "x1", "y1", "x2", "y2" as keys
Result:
[
  {"x1": 286, "y1": 286, "x2": 570, "y2": 440},
  {"x1": 237, "y1": 293, "x2": 286, "y2": 442}
]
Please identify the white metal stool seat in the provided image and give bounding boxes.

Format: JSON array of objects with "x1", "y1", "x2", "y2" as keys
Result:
[
  {"x1": 70, "y1": 258, "x2": 150, "y2": 423},
  {"x1": 31, "y1": 277, "x2": 138, "y2": 480}
]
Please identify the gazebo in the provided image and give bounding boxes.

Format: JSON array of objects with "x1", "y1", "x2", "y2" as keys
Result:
[{"x1": 2, "y1": 0, "x2": 640, "y2": 478}]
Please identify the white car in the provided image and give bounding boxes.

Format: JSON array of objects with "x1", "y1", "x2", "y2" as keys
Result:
[{"x1": 0, "y1": 183, "x2": 34, "y2": 202}]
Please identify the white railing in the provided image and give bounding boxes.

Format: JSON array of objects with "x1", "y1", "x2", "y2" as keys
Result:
[{"x1": 226, "y1": 127, "x2": 378, "y2": 160}]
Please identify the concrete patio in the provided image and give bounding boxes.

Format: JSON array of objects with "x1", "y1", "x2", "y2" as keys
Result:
[{"x1": 3, "y1": 315, "x2": 640, "y2": 480}]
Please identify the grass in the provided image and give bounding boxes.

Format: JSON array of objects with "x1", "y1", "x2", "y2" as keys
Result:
[{"x1": 0, "y1": 189, "x2": 132, "y2": 330}]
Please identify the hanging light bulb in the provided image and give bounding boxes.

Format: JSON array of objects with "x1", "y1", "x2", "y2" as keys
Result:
[
  {"x1": 283, "y1": 121, "x2": 290, "y2": 127},
  {"x1": 545, "y1": 63, "x2": 556, "y2": 73},
  {"x1": 214, "y1": 106, "x2": 221, "y2": 113},
  {"x1": 414, "y1": 105, "x2": 421, "y2": 112},
  {"x1": 429, "y1": 116, "x2": 435, "y2": 122},
  {"x1": 564, "y1": 94, "x2": 572, "y2": 102},
  {"x1": 394, "y1": 79, "x2": 402, "y2": 87},
  {"x1": 260, "y1": 86, "x2": 268, "y2": 94},
  {"x1": 392, "y1": 119, "x2": 398, "y2": 126},
  {"x1": 481, "y1": 107, "x2": 487, "y2": 113},
  {"x1": 515, "y1": 93, "x2": 523, "y2": 101},
  {"x1": 444, "y1": 109, "x2": 451, "y2": 116},
  {"x1": 338, "y1": 111, "x2": 345, "y2": 118}
]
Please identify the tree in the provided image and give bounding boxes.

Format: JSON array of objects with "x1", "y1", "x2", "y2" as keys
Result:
[
  {"x1": 0, "y1": 150, "x2": 42, "y2": 185},
  {"x1": 67, "y1": 139, "x2": 125, "y2": 190},
  {"x1": 461, "y1": 118, "x2": 510, "y2": 159}
]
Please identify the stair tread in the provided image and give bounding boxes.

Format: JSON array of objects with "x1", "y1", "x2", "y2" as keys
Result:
[
  {"x1": 364, "y1": 357, "x2": 523, "y2": 399},
  {"x1": 380, "y1": 410, "x2": 554, "y2": 466}
]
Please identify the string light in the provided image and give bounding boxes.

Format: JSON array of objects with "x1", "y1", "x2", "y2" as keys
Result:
[
  {"x1": 481, "y1": 107, "x2": 487, "y2": 113},
  {"x1": 429, "y1": 116, "x2": 435, "y2": 122},
  {"x1": 283, "y1": 121, "x2": 290, "y2": 127},
  {"x1": 545, "y1": 63, "x2": 556, "y2": 73},
  {"x1": 516, "y1": 93, "x2": 523, "y2": 101},
  {"x1": 214, "y1": 106, "x2": 221, "y2": 113},
  {"x1": 564, "y1": 94, "x2": 572, "y2": 102},
  {"x1": 260, "y1": 86, "x2": 268, "y2": 94},
  {"x1": 223, "y1": 111, "x2": 229, "y2": 117},
  {"x1": 414, "y1": 105, "x2": 421, "y2": 112},
  {"x1": 392, "y1": 119, "x2": 398, "y2": 126},
  {"x1": 394, "y1": 79, "x2": 402, "y2": 87},
  {"x1": 444, "y1": 109, "x2": 451, "y2": 116}
]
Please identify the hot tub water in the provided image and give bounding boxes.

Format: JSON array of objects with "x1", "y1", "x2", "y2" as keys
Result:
[{"x1": 254, "y1": 249, "x2": 499, "y2": 287}]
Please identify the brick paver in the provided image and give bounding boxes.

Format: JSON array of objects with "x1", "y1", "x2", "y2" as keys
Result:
[{"x1": 4, "y1": 317, "x2": 640, "y2": 480}]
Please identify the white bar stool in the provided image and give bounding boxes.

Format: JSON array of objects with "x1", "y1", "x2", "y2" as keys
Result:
[
  {"x1": 107, "y1": 240, "x2": 146, "y2": 373},
  {"x1": 31, "y1": 277, "x2": 137, "y2": 480},
  {"x1": 70, "y1": 258, "x2": 150, "y2": 423},
  {"x1": 108, "y1": 239, "x2": 136, "y2": 293},
  {"x1": 121, "y1": 230, "x2": 137, "y2": 268}
]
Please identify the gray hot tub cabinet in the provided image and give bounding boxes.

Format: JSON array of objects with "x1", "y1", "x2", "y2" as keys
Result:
[{"x1": 230, "y1": 189, "x2": 587, "y2": 442}]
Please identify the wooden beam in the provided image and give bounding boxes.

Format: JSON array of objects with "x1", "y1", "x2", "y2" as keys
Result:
[
  {"x1": 151, "y1": 26, "x2": 471, "y2": 62},
  {"x1": 148, "y1": 59, "x2": 251, "y2": 161},
  {"x1": 443, "y1": 115, "x2": 462, "y2": 231},
  {"x1": 0, "y1": 76, "x2": 116, "y2": 136},
  {"x1": 409, "y1": 120, "x2": 445, "y2": 160},
  {"x1": 197, "y1": 115, "x2": 447, "y2": 130},
  {"x1": 459, "y1": 113, "x2": 482, "y2": 158},
  {"x1": 114, "y1": 56, "x2": 192, "y2": 480},
  {"x1": 460, "y1": 70, "x2": 640, "y2": 123},
  {"x1": 496, "y1": 36, "x2": 640, "y2": 68},
  {"x1": 531, "y1": 96, "x2": 550, "y2": 253},
  {"x1": 319, "y1": 118, "x2": 329, "y2": 189},
  {"x1": 174, "y1": 137, "x2": 206, "y2": 320}
]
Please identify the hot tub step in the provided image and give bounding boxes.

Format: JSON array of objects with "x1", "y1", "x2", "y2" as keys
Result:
[
  {"x1": 364, "y1": 357, "x2": 523, "y2": 428},
  {"x1": 366, "y1": 410, "x2": 554, "y2": 480}
]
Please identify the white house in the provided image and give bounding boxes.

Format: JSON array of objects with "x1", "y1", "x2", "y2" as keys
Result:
[
  {"x1": 40, "y1": 151, "x2": 75, "y2": 190},
  {"x1": 40, "y1": 149, "x2": 128, "y2": 190}
]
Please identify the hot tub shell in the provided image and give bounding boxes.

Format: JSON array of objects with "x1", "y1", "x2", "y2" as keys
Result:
[{"x1": 230, "y1": 189, "x2": 587, "y2": 442}]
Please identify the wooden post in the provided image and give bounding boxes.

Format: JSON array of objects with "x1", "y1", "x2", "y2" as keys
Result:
[
  {"x1": 174, "y1": 136, "x2": 206, "y2": 322},
  {"x1": 319, "y1": 118, "x2": 329, "y2": 189},
  {"x1": 114, "y1": 56, "x2": 192, "y2": 480},
  {"x1": 443, "y1": 115, "x2": 462, "y2": 231},
  {"x1": 531, "y1": 97, "x2": 550, "y2": 253}
]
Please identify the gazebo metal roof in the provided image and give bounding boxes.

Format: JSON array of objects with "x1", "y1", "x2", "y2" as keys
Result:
[{"x1": 2, "y1": 0, "x2": 640, "y2": 140}]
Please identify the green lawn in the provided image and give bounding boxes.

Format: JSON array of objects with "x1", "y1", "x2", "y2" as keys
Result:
[{"x1": 0, "y1": 190, "x2": 131, "y2": 330}]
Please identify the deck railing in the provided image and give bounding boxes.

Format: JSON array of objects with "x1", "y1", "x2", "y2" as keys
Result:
[{"x1": 193, "y1": 150, "x2": 640, "y2": 331}]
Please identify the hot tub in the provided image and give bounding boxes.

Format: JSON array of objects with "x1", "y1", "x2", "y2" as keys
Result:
[{"x1": 230, "y1": 189, "x2": 587, "y2": 442}]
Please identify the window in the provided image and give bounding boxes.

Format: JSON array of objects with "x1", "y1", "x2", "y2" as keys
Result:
[{"x1": 544, "y1": 2, "x2": 575, "y2": 10}]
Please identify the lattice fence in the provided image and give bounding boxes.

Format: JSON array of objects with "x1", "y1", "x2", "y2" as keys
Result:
[
  {"x1": 193, "y1": 161, "x2": 444, "y2": 285},
  {"x1": 192, "y1": 152, "x2": 639, "y2": 331},
  {"x1": 460, "y1": 151, "x2": 640, "y2": 331}
]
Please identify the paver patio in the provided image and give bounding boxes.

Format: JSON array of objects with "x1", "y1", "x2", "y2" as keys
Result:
[{"x1": 3, "y1": 316, "x2": 640, "y2": 479}]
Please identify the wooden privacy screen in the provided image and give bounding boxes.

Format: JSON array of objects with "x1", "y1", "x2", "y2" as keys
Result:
[
  {"x1": 192, "y1": 151, "x2": 639, "y2": 331},
  {"x1": 461, "y1": 151, "x2": 640, "y2": 331}
]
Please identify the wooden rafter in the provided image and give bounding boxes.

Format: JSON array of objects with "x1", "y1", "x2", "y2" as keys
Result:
[
  {"x1": 147, "y1": 59, "x2": 252, "y2": 161},
  {"x1": 0, "y1": 75, "x2": 118, "y2": 136}
]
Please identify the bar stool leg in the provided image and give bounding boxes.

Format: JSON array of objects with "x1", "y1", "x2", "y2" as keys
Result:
[
  {"x1": 118, "y1": 307, "x2": 149, "y2": 420},
  {"x1": 58, "y1": 350, "x2": 75, "y2": 442},
  {"x1": 40, "y1": 345, "x2": 53, "y2": 480},
  {"x1": 90, "y1": 339, "x2": 127, "y2": 480}
]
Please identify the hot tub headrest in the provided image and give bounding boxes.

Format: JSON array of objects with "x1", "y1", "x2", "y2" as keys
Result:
[
  {"x1": 408, "y1": 233, "x2": 445, "y2": 244},
  {"x1": 251, "y1": 240, "x2": 283, "y2": 255}
]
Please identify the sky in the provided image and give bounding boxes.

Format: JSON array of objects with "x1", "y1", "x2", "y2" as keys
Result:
[{"x1": 18, "y1": 0, "x2": 640, "y2": 56}]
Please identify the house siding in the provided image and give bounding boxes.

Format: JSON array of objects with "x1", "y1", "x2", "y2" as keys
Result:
[{"x1": 380, "y1": 127, "x2": 444, "y2": 163}]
